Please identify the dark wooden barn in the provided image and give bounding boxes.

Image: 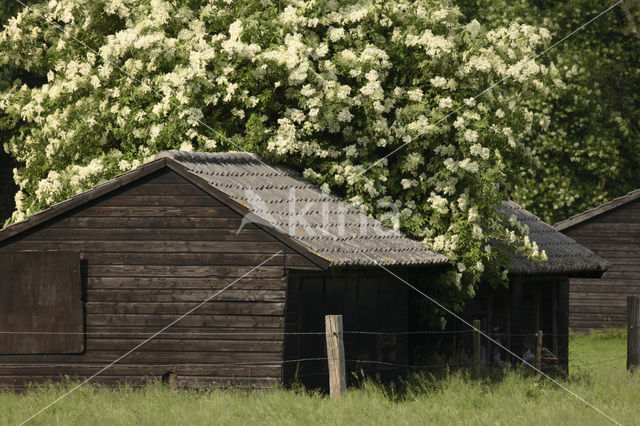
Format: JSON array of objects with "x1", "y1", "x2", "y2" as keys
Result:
[
  {"x1": 555, "y1": 190, "x2": 640, "y2": 332},
  {"x1": 444, "y1": 202, "x2": 608, "y2": 370},
  {"x1": 0, "y1": 151, "x2": 448, "y2": 390}
]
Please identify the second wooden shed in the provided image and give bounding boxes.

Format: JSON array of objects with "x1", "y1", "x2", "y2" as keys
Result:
[{"x1": 556, "y1": 190, "x2": 640, "y2": 331}]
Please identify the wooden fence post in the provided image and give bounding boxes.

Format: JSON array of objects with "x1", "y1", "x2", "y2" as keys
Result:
[
  {"x1": 628, "y1": 296, "x2": 640, "y2": 372},
  {"x1": 162, "y1": 371, "x2": 178, "y2": 393},
  {"x1": 473, "y1": 319, "x2": 481, "y2": 380},
  {"x1": 535, "y1": 330, "x2": 543, "y2": 376},
  {"x1": 325, "y1": 315, "x2": 346, "y2": 398}
]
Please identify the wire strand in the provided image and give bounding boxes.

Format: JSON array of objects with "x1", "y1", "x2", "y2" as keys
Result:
[
  {"x1": 0, "y1": 329, "x2": 473, "y2": 336},
  {"x1": 0, "y1": 357, "x2": 328, "y2": 369},
  {"x1": 346, "y1": 359, "x2": 474, "y2": 369},
  {"x1": 362, "y1": 254, "x2": 622, "y2": 426}
]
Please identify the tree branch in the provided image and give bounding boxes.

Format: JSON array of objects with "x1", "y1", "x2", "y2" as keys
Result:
[{"x1": 621, "y1": 0, "x2": 640, "y2": 40}]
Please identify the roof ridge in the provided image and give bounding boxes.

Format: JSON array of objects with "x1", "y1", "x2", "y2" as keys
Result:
[
  {"x1": 156, "y1": 150, "x2": 262, "y2": 164},
  {"x1": 554, "y1": 188, "x2": 640, "y2": 231},
  {"x1": 502, "y1": 200, "x2": 549, "y2": 228}
]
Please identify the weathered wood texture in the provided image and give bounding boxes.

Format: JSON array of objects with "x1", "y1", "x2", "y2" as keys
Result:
[
  {"x1": 535, "y1": 330, "x2": 543, "y2": 375},
  {"x1": 562, "y1": 200, "x2": 640, "y2": 332},
  {"x1": 325, "y1": 315, "x2": 346, "y2": 398},
  {"x1": 628, "y1": 296, "x2": 640, "y2": 371},
  {"x1": 283, "y1": 270, "x2": 409, "y2": 389},
  {"x1": 472, "y1": 319, "x2": 481, "y2": 380},
  {"x1": 452, "y1": 276, "x2": 569, "y2": 372},
  {"x1": 0, "y1": 170, "x2": 317, "y2": 390},
  {"x1": 162, "y1": 371, "x2": 178, "y2": 393},
  {"x1": 0, "y1": 252, "x2": 83, "y2": 354}
]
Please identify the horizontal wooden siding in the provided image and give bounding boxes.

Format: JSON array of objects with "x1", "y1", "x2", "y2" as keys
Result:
[
  {"x1": 563, "y1": 200, "x2": 640, "y2": 332},
  {"x1": 0, "y1": 170, "x2": 317, "y2": 389}
]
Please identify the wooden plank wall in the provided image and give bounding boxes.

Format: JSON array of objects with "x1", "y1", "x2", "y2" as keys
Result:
[
  {"x1": 0, "y1": 252, "x2": 84, "y2": 354},
  {"x1": 454, "y1": 276, "x2": 569, "y2": 370},
  {"x1": 283, "y1": 270, "x2": 409, "y2": 389},
  {"x1": 562, "y1": 200, "x2": 640, "y2": 332},
  {"x1": 515, "y1": 276, "x2": 569, "y2": 370},
  {"x1": 0, "y1": 169, "x2": 318, "y2": 390}
]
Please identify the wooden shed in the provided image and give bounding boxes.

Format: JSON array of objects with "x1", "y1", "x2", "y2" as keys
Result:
[
  {"x1": 555, "y1": 190, "x2": 640, "y2": 332},
  {"x1": 433, "y1": 201, "x2": 609, "y2": 370},
  {"x1": 0, "y1": 151, "x2": 448, "y2": 390}
]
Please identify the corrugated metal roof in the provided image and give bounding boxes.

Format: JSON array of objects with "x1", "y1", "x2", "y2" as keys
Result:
[
  {"x1": 502, "y1": 201, "x2": 609, "y2": 275},
  {"x1": 158, "y1": 150, "x2": 448, "y2": 267}
]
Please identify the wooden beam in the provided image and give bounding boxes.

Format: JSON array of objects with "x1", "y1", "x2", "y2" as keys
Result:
[
  {"x1": 487, "y1": 293, "x2": 494, "y2": 366},
  {"x1": 473, "y1": 319, "x2": 481, "y2": 380},
  {"x1": 535, "y1": 330, "x2": 543, "y2": 376},
  {"x1": 162, "y1": 371, "x2": 178, "y2": 393},
  {"x1": 534, "y1": 287, "x2": 541, "y2": 332},
  {"x1": 510, "y1": 280, "x2": 523, "y2": 362},
  {"x1": 552, "y1": 282, "x2": 558, "y2": 355},
  {"x1": 506, "y1": 291, "x2": 512, "y2": 363},
  {"x1": 628, "y1": 296, "x2": 640, "y2": 372},
  {"x1": 325, "y1": 315, "x2": 346, "y2": 398}
]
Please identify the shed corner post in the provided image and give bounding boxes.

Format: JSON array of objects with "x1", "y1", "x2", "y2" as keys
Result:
[
  {"x1": 472, "y1": 319, "x2": 482, "y2": 380},
  {"x1": 628, "y1": 296, "x2": 640, "y2": 372},
  {"x1": 535, "y1": 330, "x2": 543, "y2": 376}
]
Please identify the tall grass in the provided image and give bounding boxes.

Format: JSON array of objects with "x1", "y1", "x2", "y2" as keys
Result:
[{"x1": 1, "y1": 331, "x2": 636, "y2": 425}]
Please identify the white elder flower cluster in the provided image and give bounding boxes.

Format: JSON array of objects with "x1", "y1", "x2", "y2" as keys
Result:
[{"x1": 0, "y1": 0, "x2": 557, "y2": 295}]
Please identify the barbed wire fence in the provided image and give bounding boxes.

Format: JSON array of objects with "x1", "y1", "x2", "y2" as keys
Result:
[{"x1": 0, "y1": 327, "x2": 626, "y2": 381}]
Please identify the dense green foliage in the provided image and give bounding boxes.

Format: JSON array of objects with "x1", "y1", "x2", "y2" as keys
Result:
[
  {"x1": 462, "y1": 0, "x2": 640, "y2": 224},
  {"x1": 0, "y1": 332, "x2": 633, "y2": 425}
]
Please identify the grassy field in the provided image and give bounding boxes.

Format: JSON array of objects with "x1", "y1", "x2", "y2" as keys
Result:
[{"x1": 1, "y1": 331, "x2": 637, "y2": 425}]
